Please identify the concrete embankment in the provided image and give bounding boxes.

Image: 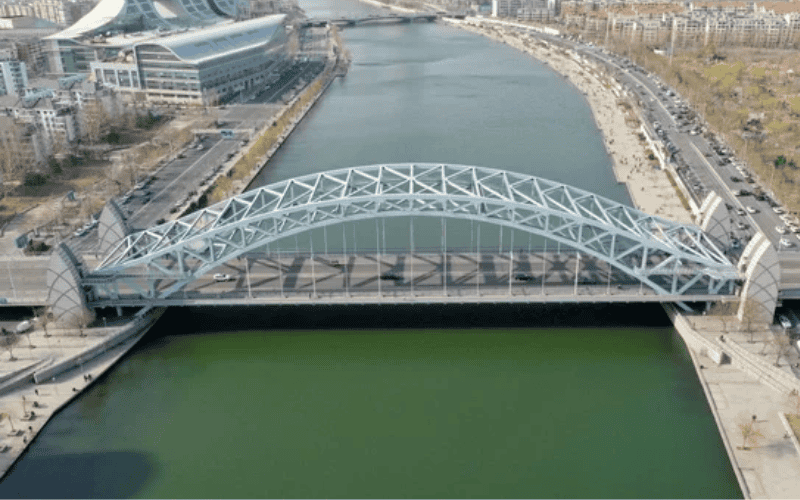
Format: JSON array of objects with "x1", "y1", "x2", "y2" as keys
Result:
[
  {"x1": 667, "y1": 306, "x2": 800, "y2": 499},
  {"x1": 0, "y1": 309, "x2": 164, "y2": 480}
]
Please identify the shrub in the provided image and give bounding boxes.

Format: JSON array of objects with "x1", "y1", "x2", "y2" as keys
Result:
[
  {"x1": 104, "y1": 128, "x2": 122, "y2": 144},
  {"x1": 24, "y1": 173, "x2": 48, "y2": 187}
]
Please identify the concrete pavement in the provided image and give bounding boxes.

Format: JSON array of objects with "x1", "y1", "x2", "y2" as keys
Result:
[
  {"x1": 673, "y1": 310, "x2": 800, "y2": 499},
  {"x1": 0, "y1": 311, "x2": 163, "y2": 480}
]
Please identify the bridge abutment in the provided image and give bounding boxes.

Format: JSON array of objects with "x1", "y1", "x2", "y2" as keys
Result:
[
  {"x1": 46, "y1": 243, "x2": 95, "y2": 325},
  {"x1": 698, "y1": 192, "x2": 730, "y2": 244},
  {"x1": 97, "y1": 199, "x2": 132, "y2": 256},
  {"x1": 737, "y1": 232, "x2": 780, "y2": 322}
]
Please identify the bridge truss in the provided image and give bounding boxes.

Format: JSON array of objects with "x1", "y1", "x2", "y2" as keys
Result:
[{"x1": 90, "y1": 164, "x2": 738, "y2": 302}]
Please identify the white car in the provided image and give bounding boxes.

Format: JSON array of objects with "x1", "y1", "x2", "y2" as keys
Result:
[
  {"x1": 778, "y1": 315, "x2": 792, "y2": 329},
  {"x1": 776, "y1": 226, "x2": 788, "y2": 234},
  {"x1": 15, "y1": 320, "x2": 32, "y2": 334},
  {"x1": 745, "y1": 206, "x2": 758, "y2": 214},
  {"x1": 780, "y1": 238, "x2": 793, "y2": 248},
  {"x1": 213, "y1": 273, "x2": 235, "y2": 282}
]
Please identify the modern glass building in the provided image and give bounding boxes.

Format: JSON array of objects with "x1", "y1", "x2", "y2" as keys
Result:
[
  {"x1": 43, "y1": 0, "x2": 252, "y2": 75},
  {"x1": 90, "y1": 14, "x2": 287, "y2": 103}
]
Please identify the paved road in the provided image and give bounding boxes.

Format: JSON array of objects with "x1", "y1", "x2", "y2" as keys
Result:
[
  {"x1": 574, "y1": 43, "x2": 798, "y2": 253},
  {"x1": 491, "y1": 21, "x2": 799, "y2": 255},
  {"x1": 0, "y1": 257, "x2": 49, "y2": 305},
  {"x1": 91, "y1": 252, "x2": 731, "y2": 306}
]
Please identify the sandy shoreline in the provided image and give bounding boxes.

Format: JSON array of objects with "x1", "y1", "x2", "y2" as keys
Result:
[{"x1": 443, "y1": 18, "x2": 693, "y2": 224}]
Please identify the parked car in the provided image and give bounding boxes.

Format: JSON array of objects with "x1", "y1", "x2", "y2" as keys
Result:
[
  {"x1": 15, "y1": 320, "x2": 32, "y2": 334},
  {"x1": 778, "y1": 315, "x2": 792, "y2": 329}
]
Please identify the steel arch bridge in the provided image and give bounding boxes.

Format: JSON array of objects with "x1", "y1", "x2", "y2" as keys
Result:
[{"x1": 90, "y1": 163, "x2": 738, "y2": 301}]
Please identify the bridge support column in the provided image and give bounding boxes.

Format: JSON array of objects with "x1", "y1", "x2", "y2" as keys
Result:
[
  {"x1": 737, "y1": 232, "x2": 780, "y2": 322},
  {"x1": 97, "y1": 198, "x2": 132, "y2": 256},
  {"x1": 46, "y1": 242, "x2": 95, "y2": 325},
  {"x1": 698, "y1": 191, "x2": 731, "y2": 246}
]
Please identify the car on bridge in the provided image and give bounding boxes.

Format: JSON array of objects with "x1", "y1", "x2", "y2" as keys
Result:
[
  {"x1": 213, "y1": 273, "x2": 235, "y2": 282},
  {"x1": 380, "y1": 273, "x2": 402, "y2": 281}
]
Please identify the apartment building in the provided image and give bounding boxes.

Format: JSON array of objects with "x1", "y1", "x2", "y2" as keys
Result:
[{"x1": 0, "y1": 57, "x2": 27, "y2": 95}]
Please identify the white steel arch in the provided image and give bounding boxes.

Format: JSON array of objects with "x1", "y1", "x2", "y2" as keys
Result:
[{"x1": 92, "y1": 164, "x2": 738, "y2": 299}]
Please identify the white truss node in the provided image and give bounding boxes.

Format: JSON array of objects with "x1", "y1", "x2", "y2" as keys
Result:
[{"x1": 92, "y1": 164, "x2": 738, "y2": 299}]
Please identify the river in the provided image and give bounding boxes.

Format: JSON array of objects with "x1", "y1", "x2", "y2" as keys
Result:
[{"x1": 0, "y1": 0, "x2": 741, "y2": 497}]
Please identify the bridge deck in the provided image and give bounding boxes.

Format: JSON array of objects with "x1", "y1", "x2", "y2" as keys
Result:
[{"x1": 90, "y1": 252, "x2": 735, "y2": 308}]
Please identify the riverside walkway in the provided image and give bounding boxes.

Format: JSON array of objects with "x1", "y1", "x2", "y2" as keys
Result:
[{"x1": 0, "y1": 310, "x2": 164, "y2": 480}]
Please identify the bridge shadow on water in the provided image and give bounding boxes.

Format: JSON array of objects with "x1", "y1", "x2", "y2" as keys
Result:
[
  {"x1": 0, "y1": 450, "x2": 156, "y2": 498},
  {"x1": 147, "y1": 302, "x2": 674, "y2": 338}
]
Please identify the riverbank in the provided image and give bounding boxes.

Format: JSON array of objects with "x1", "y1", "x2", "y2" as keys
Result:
[
  {"x1": 0, "y1": 309, "x2": 164, "y2": 480},
  {"x1": 669, "y1": 307, "x2": 800, "y2": 499},
  {"x1": 446, "y1": 17, "x2": 692, "y2": 223}
]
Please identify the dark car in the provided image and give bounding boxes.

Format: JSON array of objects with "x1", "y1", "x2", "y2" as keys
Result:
[{"x1": 380, "y1": 273, "x2": 402, "y2": 281}]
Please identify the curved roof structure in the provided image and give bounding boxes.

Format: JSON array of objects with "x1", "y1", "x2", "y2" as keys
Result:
[
  {"x1": 47, "y1": 0, "x2": 243, "y2": 41},
  {"x1": 138, "y1": 14, "x2": 286, "y2": 64}
]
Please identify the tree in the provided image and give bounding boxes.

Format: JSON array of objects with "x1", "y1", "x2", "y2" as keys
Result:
[
  {"x1": 35, "y1": 307, "x2": 51, "y2": 338},
  {"x1": 708, "y1": 301, "x2": 737, "y2": 334},
  {"x1": 738, "y1": 418, "x2": 764, "y2": 450},
  {"x1": 739, "y1": 297, "x2": 769, "y2": 344},
  {"x1": 66, "y1": 309, "x2": 94, "y2": 337},
  {"x1": 80, "y1": 99, "x2": 110, "y2": 146},
  {"x1": 0, "y1": 412, "x2": 16, "y2": 433},
  {"x1": 772, "y1": 332, "x2": 794, "y2": 367},
  {"x1": 0, "y1": 329, "x2": 18, "y2": 361},
  {"x1": 787, "y1": 389, "x2": 800, "y2": 415}
]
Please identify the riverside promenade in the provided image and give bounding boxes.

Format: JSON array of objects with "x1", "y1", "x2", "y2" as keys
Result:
[{"x1": 0, "y1": 310, "x2": 163, "y2": 480}]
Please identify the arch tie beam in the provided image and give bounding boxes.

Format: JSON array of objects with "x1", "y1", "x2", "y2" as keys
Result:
[{"x1": 93, "y1": 164, "x2": 738, "y2": 299}]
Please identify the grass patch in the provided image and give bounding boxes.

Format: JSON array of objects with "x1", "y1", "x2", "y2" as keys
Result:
[
  {"x1": 789, "y1": 96, "x2": 800, "y2": 114},
  {"x1": 788, "y1": 414, "x2": 800, "y2": 441}
]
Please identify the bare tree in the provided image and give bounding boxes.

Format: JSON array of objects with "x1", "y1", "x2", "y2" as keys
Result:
[
  {"x1": 772, "y1": 332, "x2": 794, "y2": 367},
  {"x1": 739, "y1": 297, "x2": 769, "y2": 344},
  {"x1": 0, "y1": 329, "x2": 19, "y2": 361},
  {"x1": 738, "y1": 417, "x2": 764, "y2": 450},
  {"x1": 35, "y1": 307, "x2": 51, "y2": 338},
  {"x1": 0, "y1": 412, "x2": 16, "y2": 433},
  {"x1": 787, "y1": 389, "x2": 800, "y2": 415},
  {"x1": 708, "y1": 301, "x2": 737, "y2": 334},
  {"x1": 80, "y1": 99, "x2": 110, "y2": 145},
  {"x1": 61, "y1": 309, "x2": 94, "y2": 338}
]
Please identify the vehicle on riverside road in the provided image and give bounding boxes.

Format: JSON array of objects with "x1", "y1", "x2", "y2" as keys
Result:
[{"x1": 15, "y1": 320, "x2": 32, "y2": 333}]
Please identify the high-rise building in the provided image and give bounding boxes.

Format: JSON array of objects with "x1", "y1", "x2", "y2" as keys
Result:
[{"x1": 0, "y1": 58, "x2": 28, "y2": 95}]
